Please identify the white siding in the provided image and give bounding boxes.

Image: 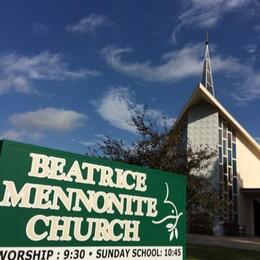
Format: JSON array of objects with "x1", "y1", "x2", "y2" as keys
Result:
[{"x1": 237, "y1": 135, "x2": 260, "y2": 189}]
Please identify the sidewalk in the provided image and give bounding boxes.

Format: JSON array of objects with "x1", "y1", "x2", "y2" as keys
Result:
[{"x1": 188, "y1": 233, "x2": 260, "y2": 252}]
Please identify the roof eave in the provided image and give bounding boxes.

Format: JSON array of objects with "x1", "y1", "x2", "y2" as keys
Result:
[{"x1": 171, "y1": 83, "x2": 260, "y2": 154}]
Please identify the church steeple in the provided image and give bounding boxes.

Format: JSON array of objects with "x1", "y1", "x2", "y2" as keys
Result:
[{"x1": 201, "y1": 33, "x2": 215, "y2": 96}]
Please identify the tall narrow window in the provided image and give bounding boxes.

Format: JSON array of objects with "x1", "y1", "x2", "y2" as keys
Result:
[
  {"x1": 232, "y1": 143, "x2": 236, "y2": 158},
  {"x1": 233, "y1": 160, "x2": 237, "y2": 176},
  {"x1": 228, "y1": 133, "x2": 231, "y2": 148},
  {"x1": 233, "y1": 178, "x2": 238, "y2": 194},
  {"x1": 223, "y1": 123, "x2": 227, "y2": 138},
  {"x1": 219, "y1": 146, "x2": 223, "y2": 164},
  {"x1": 223, "y1": 140, "x2": 227, "y2": 155},
  {"x1": 219, "y1": 129, "x2": 222, "y2": 145},
  {"x1": 224, "y1": 175, "x2": 228, "y2": 192},
  {"x1": 228, "y1": 168, "x2": 232, "y2": 183},
  {"x1": 223, "y1": 157, "x2": 227, "y2": 173},
  {"x1": 228, "y1": 150, "x2": 232, "y2": 166}
]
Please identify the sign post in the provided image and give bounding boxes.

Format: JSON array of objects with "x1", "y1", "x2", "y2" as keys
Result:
[{"x1": 0, "y1": 140, "x2": 186, "y2": 259}]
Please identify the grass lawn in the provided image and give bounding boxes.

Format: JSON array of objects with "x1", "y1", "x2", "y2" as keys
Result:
[{"x1": 187, "y1": 244, "x2": 260, "y2": 260}]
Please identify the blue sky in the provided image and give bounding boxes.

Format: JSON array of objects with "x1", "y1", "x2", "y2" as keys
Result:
[{"x1": 0, "y1": 0, "x2": 259, "y2": 154}]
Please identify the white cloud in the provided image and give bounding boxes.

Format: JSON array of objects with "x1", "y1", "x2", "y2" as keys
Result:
[
  {"x1": 101, "y1": 44, "x2": 260, "y2": 102},
  {"x1": 171, "y1": 0, "x2": 252, "y2": 43},
  {"x1": 183, "y1": 0, "x2": 250, "y2": 27},
  {"x1": 145, "y1": 109, "x2": 175, "y2": 128},
  {"x1": 9, "y1": 107, "x2": 86, "y2": 133},
  {"x1": 234, "y1": 73, "x2": 260, "y2": 102},
  {"x1": 73, "y1": 134, "x2": 106, "y2": 148},
  {"x1": 101, "y1": 44, "x2": 248, "y2": 82},
  {"x1": 95, "y1": 87, "x2": 138, "y2": 132},
  {"x1": 0, "y1": 129, "x2": 43, "y2": 142},
  {"x1": 1, "y1": 107, "x2": 87, "y2": 142},
  {"x1": 73, "y1": 140, "x2": 97, "y2": 147},
  {"x1": 94, "y1": 87, "x2": 175, "y2": 133},
  {"x1": 210, "y1": 55, "x2": 260, "y2": 102},
  {"x1": 67, "y1": 14, "x2": 109, "y2": 34},
  {"x1": 0, "y1": 51, "x2": 99, "y2": 94},
  {"x1": 101, "y1": 45, "x2": 204, "y2": 82},
  {"x1": 93, "y1": 133, "x2": 106, "y2": 139}
]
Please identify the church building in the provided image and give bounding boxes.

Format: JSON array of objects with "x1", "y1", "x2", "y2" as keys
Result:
[{"x1": 172, "y1": 36, "x2": 260, "y2": 236}]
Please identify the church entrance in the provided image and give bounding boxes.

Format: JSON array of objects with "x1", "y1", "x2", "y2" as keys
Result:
[{"x1": 254, "y1": 199, "x2": 260, "y2": 236}]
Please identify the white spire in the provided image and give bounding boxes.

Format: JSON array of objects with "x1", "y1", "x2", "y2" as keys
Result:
[{"x1": 201, "y1": 32, "x2": 215, "y2": 96}]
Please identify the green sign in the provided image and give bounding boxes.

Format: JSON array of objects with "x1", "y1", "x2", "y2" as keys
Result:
[{"x1": 0, "y1": 140, "x2": 186, "y2": 260}]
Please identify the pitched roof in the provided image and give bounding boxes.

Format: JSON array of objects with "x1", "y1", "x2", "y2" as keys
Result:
[{"x1": 172, "y1": 83, "x2": 260, "y2": 155}]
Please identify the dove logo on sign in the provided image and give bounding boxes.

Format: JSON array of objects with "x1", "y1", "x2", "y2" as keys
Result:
[{"x1": 152, "y1": 183, "x2": 183, "y2": 241}]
